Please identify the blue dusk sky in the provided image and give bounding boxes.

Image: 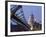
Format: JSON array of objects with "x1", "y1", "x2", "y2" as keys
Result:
[
  {"x1": 22, "y1": 5, "x2": 42, "y2": 23},
  {"x1": 11, "y1": 5, "x2": 42, "y2": 25}
]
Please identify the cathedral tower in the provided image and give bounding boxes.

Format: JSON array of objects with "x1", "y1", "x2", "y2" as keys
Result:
[{"x1": 28, "y1": 13, "x2": 34, "y2": 30}]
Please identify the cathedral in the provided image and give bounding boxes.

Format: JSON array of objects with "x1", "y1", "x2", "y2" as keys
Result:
[
  {"x1": 11, "y1": 5, "x2": 42, "y2": 32},
  {"x1": 28, "y1": 13, "x2": 42, "y2": 31}
]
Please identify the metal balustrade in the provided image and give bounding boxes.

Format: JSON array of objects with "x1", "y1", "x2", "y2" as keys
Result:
[{"x1": 11, "y1": 5, "x2": 30, "y2": 31}]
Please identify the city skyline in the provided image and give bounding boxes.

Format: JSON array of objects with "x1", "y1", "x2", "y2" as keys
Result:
[
  {"x1": 22, "y1": 5, "x2": 42, "y2": 23},
  {"x1": 11, "y1": 5, "x2": 42, "y2": 25}
]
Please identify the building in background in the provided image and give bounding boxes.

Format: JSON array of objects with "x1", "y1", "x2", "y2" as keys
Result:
[
  {"x1": 10, "y1": 5, "x2": 42, "y2": 32},
  {"x1": 28, "y1": 13, "x2": 42, "y2": 31},
  {"x1": 28, "y1": 13, "x2": 34, "y2": 30}
]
